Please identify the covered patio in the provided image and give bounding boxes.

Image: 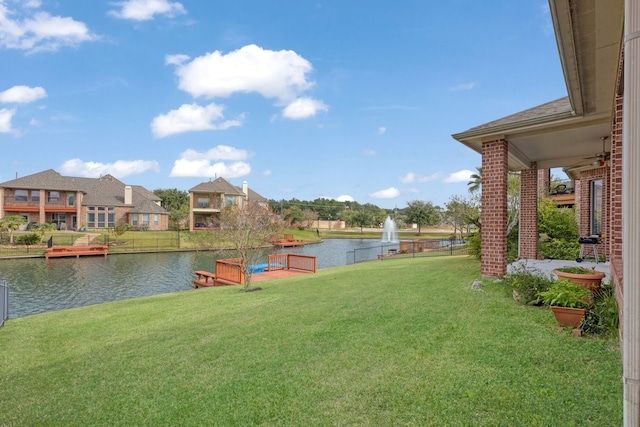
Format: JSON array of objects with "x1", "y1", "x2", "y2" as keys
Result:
[{"x1": 452, "y1": 0, "x2": 640, "y2": 423}]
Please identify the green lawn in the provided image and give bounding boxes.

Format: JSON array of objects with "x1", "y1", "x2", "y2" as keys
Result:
[{"x1": 0, "y1": 256, "x2": 621, "y2": 426}]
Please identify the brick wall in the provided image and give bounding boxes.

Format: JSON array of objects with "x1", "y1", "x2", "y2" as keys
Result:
[
  {"x1": 609, "y1": 93, "x2": 623, "y2": 269},
  {"x1": 520, "y1": 164, "x2": 538, "y2": 259},
  {"x1": 481, "y1": 139, "x2": 508, "y2": 277}
]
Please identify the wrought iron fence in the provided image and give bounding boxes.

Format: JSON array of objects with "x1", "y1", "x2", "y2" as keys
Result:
[
  {"x1": 1, "y1": 280, "x2": 8, "y2": 328},
  {"x1": 346, "y1": 239, "x2": 470, "y2": 265}
]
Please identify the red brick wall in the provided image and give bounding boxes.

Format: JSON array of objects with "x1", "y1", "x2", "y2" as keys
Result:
[
  {"x1": 520, "y1": 164, "x2": 538, "y2": 259},
  {"x1": 481, "y1": 139, "x2": 508, "y2": 277},
  {"x1": 609, "y1": 94, "x2": 623, "y2": 269},
  {"x1": 578, "y1": 167, "x2": 609, "y2": 244}
]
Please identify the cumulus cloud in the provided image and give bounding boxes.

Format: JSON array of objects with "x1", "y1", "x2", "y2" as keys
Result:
[
  {"x1": 108, "y1": 0, "x2": 186, "y2": 21},
  {"x1": 370, "y1": 187, "x2": 400, "y2": 199},
  {"x1": 151, "y1": 103, "x2": 243, "y2": 138},
  {"x1": 169, "y1": 146, "x2": 251, "y2": 178},
  {"x1": 0, "y1": 85, "x2": 46, "y2": 103},
  {"x1": 0, "y1": 1, "x2": 97, "y2": 52},
  {"x1": 59, "y1": 158, "x2": 160, "y2": 178},
  {"x1": 336, "y1": 195, "x2": 354, "y2": 202},
  {"x1": 0, "y1": 108, "x2": 16, "y2": 133},
  {"x1": 167, "y1": 44, "x2": 327, "y2": 119},
  {"x1": 443, "y1": 169, "x2": 474, "y2": 183},
  {"x1": 399, "y1": 172, "x2": 442, "y2": 184},
  {"x1": 282, "y1": 97, "x2": 328, "y2": 119},
  {"x1": 449, "y1": 82, "x2": 476, "y2": 92}
]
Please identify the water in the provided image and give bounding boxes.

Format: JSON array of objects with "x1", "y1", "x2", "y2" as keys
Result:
[
  {"x1": 0, "y1": 239, "x2": 380, "y2": 319},
  {"x1": 381, "y1": 216, "x2": 398, "y2": 243}
]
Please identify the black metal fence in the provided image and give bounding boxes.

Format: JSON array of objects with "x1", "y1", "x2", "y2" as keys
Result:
[
  {"x1": 346, "y1": 239, "x2": 470, "y2": 265},
  {"x1": 0, "y1": 232, "x2": 183, "y2": 258},
  {"x1": 1, "y1": 280, "x2": 8, "y2": 328}
]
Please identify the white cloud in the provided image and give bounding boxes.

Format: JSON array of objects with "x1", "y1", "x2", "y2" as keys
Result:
[
  {"x1": 399, "y1": 172, "x2": 441, "y2": 184},
  {"x1": 262, "y1": 169, "x2": 272, "y2": 177},
  {"x1": 151, "y1": 103, "x2": 242, "y2": 138},
  {"x1": 169, "y1": 146, "x2": 251, "y2": 178},
  {"x1": 370, "y1": 187, "x2": 400, "y2": 199},
  {"x1": 0, "y1": 108, "x2": 16, "y2": 133},
  {"x1": 59, "y1": 158, "x2": 160, "y2": 178},
  {"x1": 169, "y1": 44, "x2": 326, "y2": 119},
  {"x1": 443, "y1": 169, "x2": 474, "y2": 183},
  {"x1": 0, "y1": 85, "x2": 46, "y2": 103},
  {"x1": 336, "y1": 195, "x2": 354, "y2": 202},
  {"x1": 282, "y1": 97, "x2": 328, "y2": 119},
  {"x1": 108, "y1": 0, "x2": 186, "y2": 21},
  {"x1": 377, "y1": 126, "x2": 386, "y2": 135},
  {"x1": 449, "y1": 82, "x2": 476, "y2": 92},
  {"x1": 0, "y1": 2, "x2": 97, "y2": 52}
]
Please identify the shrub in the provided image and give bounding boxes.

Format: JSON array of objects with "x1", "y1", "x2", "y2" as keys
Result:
[
  {"x1": 16, "y1": 233, "x2": 41, "y2": 245},
  {"x1": 539, "y1": 237, "x2": 580, "y2": 260},
  {"x1": 501, "y1": 262, "x2": 554, "y2": 305},
  {"x1": 583, "y1": 284, "x2": 620, "y2": 337}
]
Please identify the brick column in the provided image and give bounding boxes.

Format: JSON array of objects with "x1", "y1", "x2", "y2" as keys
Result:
[
  {"x1": 520, "y1": 163, "x2": 539, "y2": 259},
  {"x1": 481, "y1": 139, "x2": 508, "y2": 278},
  {"x1": 537, "y1": 168, "x2": 550, "y2": 197}
]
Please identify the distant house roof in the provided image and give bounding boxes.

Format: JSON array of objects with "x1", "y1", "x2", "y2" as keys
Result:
[
  {"x1": 189, "y1": 177, "x2": 245, "y2": 196},
  {"x1": 241, "y1": 187, "x2": 268, "y2": 203},
  {"x1": 0, "y1": 169, "x2": 166, "y2": 214}
]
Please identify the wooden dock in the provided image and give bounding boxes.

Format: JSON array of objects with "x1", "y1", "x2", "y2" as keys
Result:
[
  {"x1": 272, "y1": 233, "x2": 305, "y2": 247},
  {"x1": 193, "y1": 253, "x2": 316, "y2": 288},
  {"x1": 45, "y1": 245, "x2": 109, "y2": 259}
]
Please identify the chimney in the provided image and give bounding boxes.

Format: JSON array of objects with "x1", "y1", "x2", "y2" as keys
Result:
[
  {"x1": 242, "y1": 181, "x2": 248, "y2": 197},
  {"x1": 125, "y1": 185, "x2": 132, "y2": 205}
]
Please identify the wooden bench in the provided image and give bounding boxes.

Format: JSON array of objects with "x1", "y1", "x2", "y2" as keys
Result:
[{"x1": 193, "y1": 270, "x2": 216, "y2": 288}]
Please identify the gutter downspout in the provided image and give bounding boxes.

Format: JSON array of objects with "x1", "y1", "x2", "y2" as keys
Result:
[{"x1": 623, "y1": 1, "x2": 640, "y2": 424}]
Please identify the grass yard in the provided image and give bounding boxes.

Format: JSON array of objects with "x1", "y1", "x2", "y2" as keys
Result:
[{"x1": 0, "y1": 256, "x2": 621, "y2": 426}]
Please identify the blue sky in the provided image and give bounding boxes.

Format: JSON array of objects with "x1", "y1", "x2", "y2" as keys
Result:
[{"x1": 0, "y1": 0, "x2": 568, "y2": 208}]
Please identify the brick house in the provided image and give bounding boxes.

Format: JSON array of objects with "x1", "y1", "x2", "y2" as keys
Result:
[
  {"x1": 188, "y1": 177, "x2": 268, "y2": 231},
  {"x1": 452, "y1": 1, "x2": 640, "y2": 418},
  {"x1": 0, "y1": 169, "x2": 169, "y2": 231}
]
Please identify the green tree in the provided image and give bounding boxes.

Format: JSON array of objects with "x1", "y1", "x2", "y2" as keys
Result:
[
  {"x1": 404, "y1": 200, "x2": 440, "y2": 234},
  {"x1": 443, "y1": 195, "x2": 479, "y2": 239},
  {"x1": 0, "y1": 215, "x2": 28, "y2": 244},
  {"x1": 153, "y1": 188, "x2": 189, "y2": 212},
  {"x1": 28, "y1": 222, "x2": 57, "y2": 243}
]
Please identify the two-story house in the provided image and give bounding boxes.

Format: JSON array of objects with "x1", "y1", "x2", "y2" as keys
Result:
[
  {"x1": 189, "y1": 177, "x2": 268, "y2": 231},
  {"x1": 0, "y1": 169, "x2": 169, "y2": 231}
]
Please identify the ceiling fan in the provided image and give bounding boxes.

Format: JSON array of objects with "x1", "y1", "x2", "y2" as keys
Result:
[{"x1": 583, "y1": 136, "x2": 611, "y2": 164}]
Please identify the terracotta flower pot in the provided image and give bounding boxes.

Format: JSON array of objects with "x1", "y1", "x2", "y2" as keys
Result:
[
  {"x1": 550, "y1": 306, "x2": 586, "y2": 328},
  {"x1": 554, "y1": 269, "x2": 605, "y2": 293}
]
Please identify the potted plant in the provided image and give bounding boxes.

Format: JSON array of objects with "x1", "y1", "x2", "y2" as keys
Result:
[
  {"x1": 553, "y1": 266, "x2": 605, "y2": 293},
  {"x1": 539, "y1": 279, "x2": 593, "y2": 328}
]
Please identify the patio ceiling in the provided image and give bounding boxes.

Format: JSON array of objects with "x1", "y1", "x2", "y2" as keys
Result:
[{"x1": 451, "y1": 0, "x2": 623, "y2": 177}]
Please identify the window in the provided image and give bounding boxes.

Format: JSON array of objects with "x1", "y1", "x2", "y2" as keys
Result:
[
  {"x1": 68, "y1": 194, "x2": 75, "y2": 207},
  {"x1": 154, "y1": 214, "x2": 159, "y2": 226},
  {"x1": 87, "y1": 212, "x2": 95, "y2": 228},
  {"x1": 131, "y1": 213, "x2": 138, "y2": 226},
  {"x1": 590, "y1": 179, "x2": 603, "y2": 235},
  {"x1": 14, "y1": 190, "x2": 28, "y2": 201},
  {"x1": 31, "y1": 191, "x2": 40, "y2": 202},
  {"x1": 97, "y1": 212, "x2": 105, "y2": 228},
  {"x1": 142, "y1": 214, "x2": 149, "y2": 226},
  {"x1": 108, "y1": 208, "x2": 115, "y2": 227},
  {"x1": 225, "y1": 196, "x2": 235, "y2": 206},
  {"x1": 197, "y1": 198, "x2": 209, "y2": 208},
  {"x1": 47, "y1": 191, "x2": 60, "y2": 203}
]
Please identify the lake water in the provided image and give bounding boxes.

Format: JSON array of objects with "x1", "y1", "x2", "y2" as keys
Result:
[{"x1": 1, "y1": 239, "x2": 393, "y2": 319}]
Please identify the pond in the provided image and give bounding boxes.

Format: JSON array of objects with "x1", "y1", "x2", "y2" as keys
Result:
[{"x1": 1, "y1": 239, "x2": 391, "y2": 319}]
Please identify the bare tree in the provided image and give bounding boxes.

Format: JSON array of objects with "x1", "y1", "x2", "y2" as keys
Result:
[
  {"x1": 216, "y1": 203, "x2": 285, "y2": 291},
  {"x1": 302, "y1": 208, "x2": 318, "y2": 230}
]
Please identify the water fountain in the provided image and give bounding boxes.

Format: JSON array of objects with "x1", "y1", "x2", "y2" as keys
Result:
[{"x1": 381, "y1": 216, "x2": 398, "y2": 243}]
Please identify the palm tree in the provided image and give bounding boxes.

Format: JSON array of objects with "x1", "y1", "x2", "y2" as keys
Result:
[
  {"x1": 467, "y1": 167, "x2": 482, "y2": 193},
  {"x1": 0, "y1": 215, "x2": 28, "y2": 244}
]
